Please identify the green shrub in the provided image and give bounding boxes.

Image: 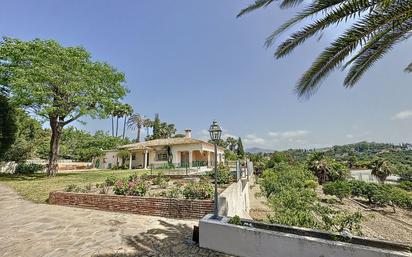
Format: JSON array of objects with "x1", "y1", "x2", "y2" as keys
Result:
[
  {"x1": 207, "y1": 164, "x2": 232, "y2": 184},
  {"x1": 228, "y1": 215, "x2": 242, "y2": 225},
  {"x1": 64, "y1": 184, "x2": 86, "y2": 193},
  {"x1": 128, "y1": 173, "x2": 139, "y2": 182},
  {"x1": 304, "y1": 180, "x2": 318, "y2": 191},
  {"x1": 183, "y1": 181, "x2": 213, "y2": 200},
  {"x1": 105, "y1": 175, "x2": 118, "y2": 186},
  {"x1": 347, "y1": 180, "x2": 368, "y2": 198},
  {"x1": 15, "y1": 163, "x2": 44, "y2": 174},
  {"x1": 165, "y1": 187, "x2": 183, "y2": 198},
  {"x1": 399, "y1": 181, "x2": 412, "y2": 191},
  {"x1": 153, "y1": 171, "x2": 168, "y2": 188},
  {"x1": 323, "y1": 181, "x2": 351, "y2": 201}
]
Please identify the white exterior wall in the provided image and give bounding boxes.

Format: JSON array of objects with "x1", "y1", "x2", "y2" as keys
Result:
[
  {"x1": 199, "y1": 215, "x2": 411, "y2": 257},
  {"x1": 218, "y1": 178, "x2": 250, "y2": 219},
  {"x1": 98, "y1": 150, "x2": 118, "y2": 169},
  {"x1": 96, "y1": 142, "x2": 225, "y2": 170}
]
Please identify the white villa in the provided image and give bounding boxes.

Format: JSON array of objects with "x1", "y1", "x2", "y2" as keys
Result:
[{"x1": 96, "y1": 129, "x2": 225, "y2": 170}]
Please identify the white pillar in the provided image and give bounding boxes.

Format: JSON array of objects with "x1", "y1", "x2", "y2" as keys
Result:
[
  {"x1": 144, "y1": 150, "x2": 148, "y2": 169},
  {"x1": 207, "y1": 151, "x2": 211, "y2": 167},
  {"x1": 188, "y1": 151, "x2": 193, "y2": 167},
  {"x1": 129, "y1": 152, "x2": 132, "y2": 169}
]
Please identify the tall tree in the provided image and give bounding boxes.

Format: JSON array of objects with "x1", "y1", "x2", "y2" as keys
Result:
[
  {"x1": 0, "y1": 94, "x2": 17, "y2": 160},
  {"x1": 121, "y1": 104, "x2": 133, "y2": 139},
  {"x1": 0, "y1": 38, "x2": 127, "y2": 175},
  {"x1": 143, "y1": 117, "x2": 152, "y2": 138},
  {"x1": 237, "y1": 137, "x2": 245, "y2": 158},
  {"x1": 238, "y1": 0, "x2": 412, "y2": 97},
  {"x1": 226, "y1": 137, "x2": 238, "y2": 152},
  {"x1": 152, "y1": 113, "x2": 161, "y2": 139},
  {"x1": 127, "y1": 113, "x2": 144, "y2": 142}
]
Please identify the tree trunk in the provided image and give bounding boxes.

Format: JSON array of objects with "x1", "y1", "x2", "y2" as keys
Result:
[
  {"x1": 116, "y1": 116, "x2": 119, "y2": 137},
  {"x1": 47, "y1": 117, "x2": 62, "y2": 176},
  {"x1": 111, "y1": 116, "x2": 114, "y2": 137},
  {"x1": 137, "y1": 126, "x2": 141, "y2": 142},
  {"x1": 122, "y1": 115, "x2": 127, "y2": 139}
]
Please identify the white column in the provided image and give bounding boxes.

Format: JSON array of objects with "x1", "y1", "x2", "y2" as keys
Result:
[
  {"x1": 188, "y1": 151, "x2": 193, "y2": 167},
  {"x1": 207, "y1": 151, "x2": 211, "y2": 167},
  {"x1": 144, "y1": 150, "x2": 148, "y2": 169},
  {"x1": 129, "y1": 152, "x2": 132, "y2": 169}
]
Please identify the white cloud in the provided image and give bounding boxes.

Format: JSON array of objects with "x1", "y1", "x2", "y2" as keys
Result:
[
  {"x1": 346, "y1": 134, "x2": 354, "y2": 139},
  {"x1": 268, "y1": 130, "x2": 309, "y2": 139},
  {"x1": 243, "y1": 134, "x2": 265, "y2": 145},
  {"x1": 392, "y1": 110, "x2": 412, "y2": 120}
]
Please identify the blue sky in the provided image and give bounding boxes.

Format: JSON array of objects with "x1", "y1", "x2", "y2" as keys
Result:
[{"x1": 1, "y1": 0, "x2": 411, "y2": 150}]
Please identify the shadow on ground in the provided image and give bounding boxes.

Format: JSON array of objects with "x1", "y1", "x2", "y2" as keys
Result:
[{"x1": 93, "y1": 220, "x2": 230, "y2": 257}]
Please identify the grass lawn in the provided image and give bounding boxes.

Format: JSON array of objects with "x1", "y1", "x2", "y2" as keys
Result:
[{"x1": 0, "y1": 169, "x2": 159, "y2": 203}]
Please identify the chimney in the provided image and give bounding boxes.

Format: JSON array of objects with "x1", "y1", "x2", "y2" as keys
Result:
[{"x1": 184, "y1": 129, "x2": 192, "y2": 139}]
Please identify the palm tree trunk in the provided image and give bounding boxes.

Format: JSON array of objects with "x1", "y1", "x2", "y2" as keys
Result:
[
  {"x1": 111, "y1": 115, "x2": 114, "y2": 137},
  {"x1": 137, "y1": 126, "x2": 141, "y2": 142},
  {"x1": 116, "y1": 116, "x2": 119, "y2": 137},
  {"x1": 122, "y1": 115, "x2": 127, "y2": 139}
]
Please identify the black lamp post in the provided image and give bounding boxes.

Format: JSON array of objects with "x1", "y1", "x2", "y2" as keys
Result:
[{"x1": 209, "y1": 120, "x2": 222, "y2": 219}]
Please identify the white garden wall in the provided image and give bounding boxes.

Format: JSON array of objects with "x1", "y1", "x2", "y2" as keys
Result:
[
  {"x1": 199, "y1": 215, "x2": 411, "y2": 257},
  {"x1": 218, "y1": 178, "x2": 250, "y2": 219}
]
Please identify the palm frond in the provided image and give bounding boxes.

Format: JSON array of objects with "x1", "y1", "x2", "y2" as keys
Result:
[
  {"x1": 295, "y1": 2, "x2": 412, "y2": 97},
  {"x1": 237, "y1": 0, "x2": 275, "y2": 17},
  {"x1": 274, "y1": 0, "x2": 378, "y2": 57},
  {"x1": 344, "y1": 21, "x2": 412, "y2": 86},
  {"x1": 265, "y1": 0, "x2": 346, "y2": 48}
]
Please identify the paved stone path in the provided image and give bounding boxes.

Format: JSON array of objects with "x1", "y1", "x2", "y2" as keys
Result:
[{"x1": 0, "y1": 184, "x2": 229, "y2": 257}]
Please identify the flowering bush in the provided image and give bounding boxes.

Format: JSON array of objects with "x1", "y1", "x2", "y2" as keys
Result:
[
  {"x1": 113, "y1": 180, "x2": 129, "y2": 195},
  {"x1": 127, "y1": 180, "x2": 148, "y2": 196},
  {"x1": 113, "y1": 178, "x2": 147, "y2": 196}
]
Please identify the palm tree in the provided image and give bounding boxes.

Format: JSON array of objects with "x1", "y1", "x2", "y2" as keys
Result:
[
  {"x1": 307, "y1": 152, "x2": 331, "y2": 184},
  {"x1": 371, "y1": 159, "x2": 392, "y2": 183},
  {"x1": 238, "y1": 0, "x2": 412, "y2": 98},
  {"x1": 122, "y1": 104, "x2": 133, "y2": 139},
  {"x1": 143, "y1": 118, "x2": 152, "y2": 138},
  {"x1": 128, "y1": 113, "x2": 144, "y2": 142}
]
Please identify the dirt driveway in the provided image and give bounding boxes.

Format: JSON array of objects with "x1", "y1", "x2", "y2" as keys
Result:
[{"x1": 0, "y1": 184, "x2": 228, "y2": 257}]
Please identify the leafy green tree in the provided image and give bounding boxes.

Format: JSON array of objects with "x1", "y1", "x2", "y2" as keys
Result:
[
  {"x1": 323, "y1": 181, "x2": 352, "y2": 202},
  {"x1": 237, "y1": 137, "x2": 245, "y2": 158},
  {"x1": 0, "y1": 94, "x2": 17, "y2": 160},
  {"x1": 0, "y1": 38, "x2": 127, "y2": 175},
  {"x1": 3, "y1": 109, "x2": 43, "y2": 162},
  {"x1": 371, "y1": 159, "x2": 392, "y2": 183},
  {"x1": 238, "y1": 0, "x2": 412, "y2": 97}
]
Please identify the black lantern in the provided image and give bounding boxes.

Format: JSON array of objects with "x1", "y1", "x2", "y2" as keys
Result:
[{"x1": 209, "y1": 120, "x2": 222, "y2": 142}]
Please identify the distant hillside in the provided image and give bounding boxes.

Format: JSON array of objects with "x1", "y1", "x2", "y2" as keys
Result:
[{"x1": 246, "y1": 147, "x2": 273, "y2": 154}]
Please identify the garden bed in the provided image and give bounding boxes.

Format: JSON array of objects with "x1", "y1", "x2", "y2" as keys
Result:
[
  {"x1": 48, "y1": 171, "x2": 233, "y2": 219},
  {"x1": 49, "y1": 191, "x2": 213, "y2": 219}
]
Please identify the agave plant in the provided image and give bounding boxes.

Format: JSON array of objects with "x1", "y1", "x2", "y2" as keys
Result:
[{"x1": 238, "y1": 0, "x2": 412, "y2": 97}]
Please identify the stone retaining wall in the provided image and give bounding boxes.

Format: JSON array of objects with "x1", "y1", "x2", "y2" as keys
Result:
[{"x1": 49, "y1": 191, "x2": 213, "y2": 219}]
